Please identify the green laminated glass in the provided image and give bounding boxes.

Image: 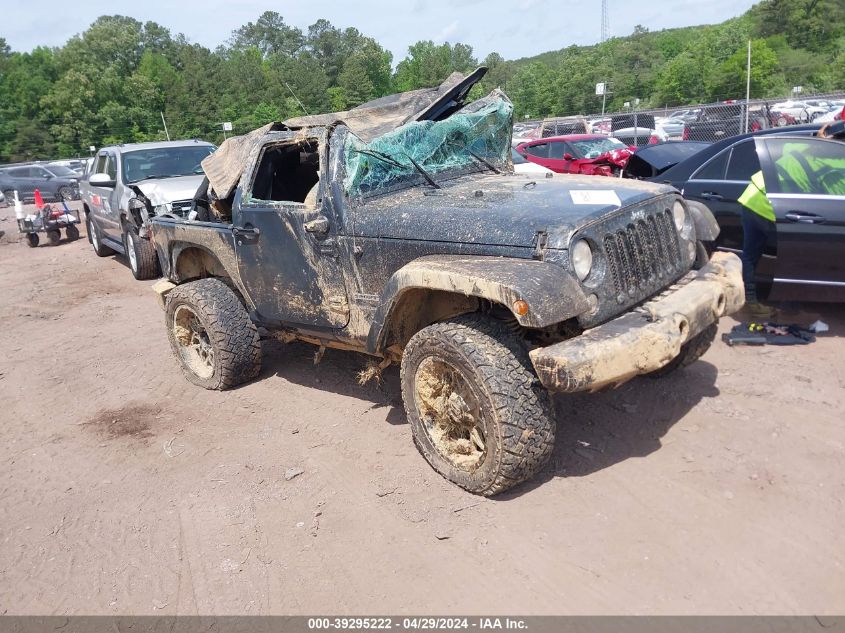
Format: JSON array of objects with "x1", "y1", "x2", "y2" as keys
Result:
[{"x1": 344, "y1": 93, "x2": 513, "y2": 197}]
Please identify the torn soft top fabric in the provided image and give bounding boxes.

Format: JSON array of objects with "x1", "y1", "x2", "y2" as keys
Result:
[{"x1": 200, "y1": 68, "x2": 488, "y2": 199}]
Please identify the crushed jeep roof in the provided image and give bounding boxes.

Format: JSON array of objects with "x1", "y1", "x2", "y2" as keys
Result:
[{"x1": 201, "y1": 68, "x2": 488, "y2": 199}]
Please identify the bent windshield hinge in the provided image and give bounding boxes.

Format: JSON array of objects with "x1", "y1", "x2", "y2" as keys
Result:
[{"x1": 533, "y1": 230, "x2": 548, "y2": 260}]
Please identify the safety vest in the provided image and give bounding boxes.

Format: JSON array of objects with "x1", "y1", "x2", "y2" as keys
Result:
[{"x1": 738, "y1": 171, "x2": 775, "y2": 222}]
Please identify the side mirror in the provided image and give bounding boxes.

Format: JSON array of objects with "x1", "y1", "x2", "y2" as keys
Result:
[
  {"x1": 563, "y1": 153, "x2": 574, "y2": 161},
  {"x1": 90, "y1": 172, "x2": 116, "y2": 188}
]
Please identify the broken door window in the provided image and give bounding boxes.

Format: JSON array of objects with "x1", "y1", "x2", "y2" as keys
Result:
[
  {"x1": 343, "y1": 92, "x2": 513, "y2": 198},
  {"x1": 249, "y1": 139, "x2": 320, "y2": 204}
]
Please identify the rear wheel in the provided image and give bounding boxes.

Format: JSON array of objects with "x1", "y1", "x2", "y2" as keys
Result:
[
  {"x1": 165, "y1": 278, "x2": 261, "y2": 390},
  {"x1": 47, "y1": 229, "x2": 61, "y2": 246},
  {"x1": 26, "y1": 233, "x2": 39, "y2": 248},
  {"x1": 3, "y1": 190, "x2": 14, "y2": 205},
  {"x1": 649, "y1": 324, "x2": 718, "y2": 378},
  {"x1": 401, "y1": 314, "x2": 555, "y2": 496},
  {"x1": 65, "y1": 224, "x2": 80, "y2": 241},
  {"x1": 87, "y1": 215, "x2": 114, "y2": 257},
  {"x1": 123, "y1": 227, "x2": 159, "y2": 280}
]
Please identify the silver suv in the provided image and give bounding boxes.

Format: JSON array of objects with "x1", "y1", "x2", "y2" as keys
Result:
[{"x1": 80, "y1": 140, "x2": 215, "y2": 279}]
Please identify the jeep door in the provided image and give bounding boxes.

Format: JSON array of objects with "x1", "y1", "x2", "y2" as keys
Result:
[
  {"x1": 757, "y1": 136, "x2": 845, "y2": 301},
  {"x1": 233, "y1": 138, "x2": 350, "y2": 328}
]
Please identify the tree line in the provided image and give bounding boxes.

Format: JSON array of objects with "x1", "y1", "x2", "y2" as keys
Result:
[{"x1": 0, "y1": 0, "x2": 843, "y2": 162}]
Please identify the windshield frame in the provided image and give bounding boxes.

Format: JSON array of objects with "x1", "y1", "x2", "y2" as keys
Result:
[{"x1": 120, "y1": 144, "x2": 215, "y2": 185}]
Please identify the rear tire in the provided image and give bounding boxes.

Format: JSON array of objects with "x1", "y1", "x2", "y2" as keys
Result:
[
  {"x1": 124, "y1": 227, "x2": 159, "y2": 280},
  {"x1": 401, "y1": 314, "x2": 555, "y2": 496},
  {"x1": 87, "y1": 215, "x2": 114, "y2": 257},
  {"x1": 165, "y1": 278, "x2": 261, "y2": 390},
  {"x1": 47, "y1": 229, "x2": 61, "y2": 246},
  {"x1": 65, "y1": 224, "x2": 80, "y2": 241},
  {"x1": 649, "y1": 324, "x2": 718, "y2": 378},
  {"x1": 26, "y1": 233, "x2": 39, "y2": 248}
]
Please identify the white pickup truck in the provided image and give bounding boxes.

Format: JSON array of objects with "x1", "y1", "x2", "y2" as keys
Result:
[{"x1": 79, "y1": 139, "x2": 215, "y2": 279}]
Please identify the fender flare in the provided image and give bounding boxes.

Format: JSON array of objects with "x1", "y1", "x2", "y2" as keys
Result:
[
  {"x1": 366, "y1": 255, "x2": 590, "y2": 354},
  {"x1": 686, "y1": 200, "x2": 721, "y2": 242}
]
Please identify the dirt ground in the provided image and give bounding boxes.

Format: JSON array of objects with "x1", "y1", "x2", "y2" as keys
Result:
[{"x1": 0, "y1": 204, "x2": 843, "y2": 616}]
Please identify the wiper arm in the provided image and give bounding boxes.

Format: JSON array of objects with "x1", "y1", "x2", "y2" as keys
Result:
[
  {"x1": 351, "y1": 148, "x2": 403, "y2": 168},
  {"x1": 466, "y1": 149, "x2": 500, "y2": 174},
  {"x1": 403, "y1": 153, "x2": 440, "y2": 189}
]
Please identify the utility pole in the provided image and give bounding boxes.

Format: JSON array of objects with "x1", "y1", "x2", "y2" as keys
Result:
[
  {"x1": 601, "y1": 0, "x2": 609, "y2": 43},
  {"x1": 744, "y1": 40, "x2": 752, "y2": 134},
  {"x1": 160, "y1": 111, "x2": 171, "y2": 141}
]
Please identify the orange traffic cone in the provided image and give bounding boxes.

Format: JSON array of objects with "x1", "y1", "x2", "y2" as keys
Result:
[{"x1": 34, "y1": 189, "x2": 44, "y2": 209}]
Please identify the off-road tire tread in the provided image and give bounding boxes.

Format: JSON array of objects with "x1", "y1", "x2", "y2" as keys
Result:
[
  {"x1": 65, "y1": 224, "x2": 80, "y2": 241},
  {"x1": 401, "y1": 314, "x2": 555, "y2": 496},
  {"x1": 126, "y1": 230, "x2": 159, "y2": 280},
  {"x1": 650, "y1": 323, "x2": 718, "y2": 378},
  {"x1": 165, "y1": 278, "x2": 261, "y2": 390},
  {"x1": 47, "y1": 229, "x2": 61, "y2": 246}
]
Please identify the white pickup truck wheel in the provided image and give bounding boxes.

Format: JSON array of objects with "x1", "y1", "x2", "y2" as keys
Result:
[{"x1": 124, "y1": 228, "x2": 160, "y2": 280}]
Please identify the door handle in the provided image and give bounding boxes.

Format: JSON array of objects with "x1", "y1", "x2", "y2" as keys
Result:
[
  {"x1": 785, "y1": 212, "x2": 825, "y2": 224},
  {"x1": 304, "y1": 216, "x2": 330, "y2": 235},
  {"x1": 700, "y1": 192, "x2": 725, "y2": 201},
  {"x1": 233, "y1": 226, "x2": 260, "y2": 238}
]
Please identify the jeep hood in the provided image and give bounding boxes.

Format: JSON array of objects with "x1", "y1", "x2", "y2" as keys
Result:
[
  {"x1": 133, "y1": 175, "x2": 205, "y2": 206},
  {"x1": 354, "y1": 174, "x2": 677, "y2": 249}
]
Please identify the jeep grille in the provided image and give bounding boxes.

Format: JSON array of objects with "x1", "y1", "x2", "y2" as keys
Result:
[{"x1": 603, "y1": 208, "x2": 684, "y2": 304}]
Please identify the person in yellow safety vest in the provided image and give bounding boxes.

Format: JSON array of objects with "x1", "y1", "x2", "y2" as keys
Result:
[
  {"x1": 738, "y1": 121, "x2": 845, "y2": 318},
  {"x1": 738, "y1": 170, "x2": 777, "y2": 318}
]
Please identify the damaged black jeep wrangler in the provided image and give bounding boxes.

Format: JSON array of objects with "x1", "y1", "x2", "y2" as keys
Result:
[{"x1": 149, "y1": 68, "x2": 744, "y2": 495}]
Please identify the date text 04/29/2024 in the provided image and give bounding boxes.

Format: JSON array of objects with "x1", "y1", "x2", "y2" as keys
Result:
[{"x1": 307, "y1": 618, "x2": 528, "y2": 630}]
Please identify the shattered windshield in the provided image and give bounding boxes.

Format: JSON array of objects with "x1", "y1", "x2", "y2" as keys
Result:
[
  {"x1": 343, "y1": 94, "x2": 513, "y2": 197},
  {"x1": 571, "y1": 137, "x2": 627, "y2": 159}
]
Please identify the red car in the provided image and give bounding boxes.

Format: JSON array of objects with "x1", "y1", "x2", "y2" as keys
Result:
[{"x1": 515, "y1": 135, "x2": 634, "y2": 176}]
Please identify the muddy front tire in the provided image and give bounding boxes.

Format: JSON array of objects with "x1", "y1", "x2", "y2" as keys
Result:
[
  {"x1": 165, "y1": 278, "x2": 261, "y2": 390},
  {"x1": 124, "y1": 228, "x2": 159, "y2": 280},
  {"x1": 401, "y1": 314, "x2": 555, "y2": 496},
  {"x1": 649, "y1": 323, "x2": 718, "y2": 378}
]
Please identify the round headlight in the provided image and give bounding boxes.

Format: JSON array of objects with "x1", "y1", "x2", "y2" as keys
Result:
[
  {"x1": 571, "y1": 239, "x2": 593, "y2": 281},
  {"x1": 673, "y1": 200, "x2": 687, "y2": 232}
]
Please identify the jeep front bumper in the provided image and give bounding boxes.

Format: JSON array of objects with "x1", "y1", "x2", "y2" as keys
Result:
[{"x1": 529, "y1": 251, "x2": 744, "y2": 393}]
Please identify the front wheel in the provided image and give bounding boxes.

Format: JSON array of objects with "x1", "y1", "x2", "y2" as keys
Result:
[
  {"x1": 401, "y1": 314, "x2": 556, "y2": 496},
  {"x1": 165, "y1": 278, "x2": 261, "y2": 390},
  {"x1": 124, "y1": 227, "x2": 159, "y2": 280},
  {"x1": 26, "y1": 233, "x2": 39, "y2": 248},
  {"x1": 47, "y1": 229, "x2": 61, "y2": 246},
  {"x1": 65, "y1": 224, "x2": 80, "y2": 241},
  {"x1": 58, "y1": 186, "x2": 75, "y2": 201}
]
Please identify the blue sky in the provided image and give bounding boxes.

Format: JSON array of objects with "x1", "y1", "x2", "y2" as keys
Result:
[{"x1": 2, "y1": 0, "x2": 759, "y2": 62}]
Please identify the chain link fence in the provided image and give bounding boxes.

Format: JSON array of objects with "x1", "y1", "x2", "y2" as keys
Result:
[{"x1": 515, "y1": 92, "x2": 845, "y2": 146}]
